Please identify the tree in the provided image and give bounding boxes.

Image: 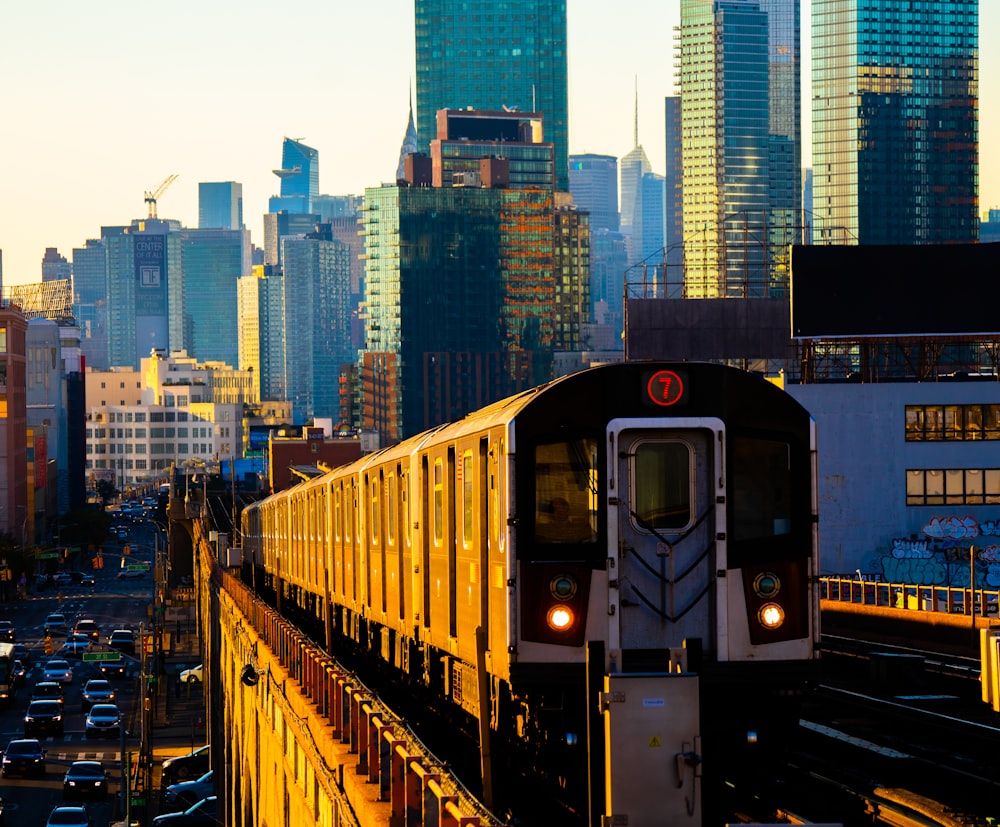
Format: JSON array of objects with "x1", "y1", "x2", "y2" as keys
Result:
[{"x1": 96, "y1": 479, "x2": 118, "y2": 506}]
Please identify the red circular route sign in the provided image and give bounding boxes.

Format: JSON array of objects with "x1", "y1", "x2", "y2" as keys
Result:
[{"x1": 646, "y1": 370, "x2": 684, "y2": 407}]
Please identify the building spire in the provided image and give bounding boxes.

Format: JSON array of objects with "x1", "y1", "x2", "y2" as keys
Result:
[
  {"x1": 634, "y1": 75, "x2": 639, "y2": 149},
  {"x1": 396, "y1": 81, "x2": 419, "y2": 183}
]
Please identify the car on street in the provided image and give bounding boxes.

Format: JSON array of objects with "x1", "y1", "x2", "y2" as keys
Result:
[
  {"x1": 84, "y1": 703, "x2": 120, "y2": 739},
  {"x1": 10, "y1": 660, "x2": 26, "y2": 688},
  {"x1": 78, "y1": 574, "x2": 95, "y2": 587},
  {"x1": 62, "y1": 760, "x2": 109, "y2": 800},
  {"x1": 45, "y1": 805, "x2": 91, "y2": 826},
  {"x1": 107, "y1": 629, "x2": 136, "y2": 655},
  {"x1": 42, "y1": 659, "x2": 73, "y2": 684},
  {"x1": 31, "y1": 681, "x2": 64, "y2": 705},
  {"x1": 161, "y1": 745, "x2": 210, "y2": 783},
  {"x1": 99, "y1": 657, "x2": 128, "y2": 679},
  {"x1": 163, "y1": 770, "x2": 214, "y2": 811},
  {"x1": 24, "y1": 699, "x2": 64, "y2": 737},
  {"x1": 12, "y1": 643, "x2": 30, "y2": 664},
  {"x1": 151, "y1": 795, "x2": 217, "y2": 825},
  {"x1": 0, "y1": 737, "x2": 46, "y2": 777},
  {"x1": 73, "y1": 619, "x2": 100, "y2": 641},
  {"x1": 179, "y1": 664, "x2": 203, "y2": 684},
  {"x1": 117, "y1": 568, "x2": 146, "y2": 580},
  {"x1": 44, "y1": 613, "x2": 68, "y2": 636},
  {"x1": 0, "y1": 621, "x2": 15, "y2": 642},
  {"x1": 59, "y1": 635, "x2": 92, "y2": 659},
  {"x1": 53, "y1": 573, "x2": 73, "y2": 588},
  {"x1": 80, "y1": 679, "x2": 116, "y2": 712}
]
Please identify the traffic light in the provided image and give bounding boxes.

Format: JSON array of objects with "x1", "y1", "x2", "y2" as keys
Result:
[{"x1": 44, "y1": 635, "x2": 53, "y2": 656}]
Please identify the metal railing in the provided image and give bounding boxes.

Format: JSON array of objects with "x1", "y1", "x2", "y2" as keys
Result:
[{"x1": 820, "y1": 576, "x2": 1000, "y2": 616}]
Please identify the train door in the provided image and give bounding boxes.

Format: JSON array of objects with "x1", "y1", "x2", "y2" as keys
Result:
[{"x1": 610, "y1": 421, "x2": 725, "y2": 663}]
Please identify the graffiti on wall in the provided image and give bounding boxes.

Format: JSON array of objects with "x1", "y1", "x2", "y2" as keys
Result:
[{"x1": 878, "y1": 514, "x2": 1000, "y2": 587}]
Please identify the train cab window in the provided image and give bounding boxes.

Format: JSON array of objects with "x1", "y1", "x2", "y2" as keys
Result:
[
  {"x1": 732, "y1": 438, "x2": 793, "y2": 542},
  {"x1": 533, "y1": 439, "x2": 598, "y2": 544},
  {"x1": 632, "y1": 441, "x2": 691, "y2": 531}
]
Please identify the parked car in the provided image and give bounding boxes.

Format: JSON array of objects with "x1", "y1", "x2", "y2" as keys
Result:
[
  {"x1": 44, "y1": 614, "x2": 68, "y2": 636},
  {"x1": 0, "y1": 738, "x2": 46, "y2": 777},
  {"x1": 12, "y1": 643, "x2": 30, "y2": 665},
  {"x1": 0, "y1": 621, "x2": 15, "y2": 643},
  {"x1": 62, "y1": 760, "x2": 109, "y2": 800},
  {"x1": 99, "y1": 657, "x2": 128, "y2": 679},
  {"x1": 84, "y1": 703, "x2": 120, "y2": 739},
  {"x1": 31, "y1": 681, "x2": 64, "y2": 705},
  {"x1": 179, "y1": 664, "x2": 203, "y2": 684},
  {"x1": 73, "y1": 620, "x2": 100, "y2": 642},
  {"x1": 42, "y1": 659, "x2": 73, "y2": 684},
  {"x1": 80, "y1": 680, "x2": 115, "y2": 713},
  {"x1": 107, "y1": 629, "x2": 136, "y2": 655},
  {"x1": 163, "y1": 770, "x2": 214, "y2": 811},
  {"x1": 161, "y1": 745, "x2": 210, "y2": 783},
  {"x1": 151, "y1": 795, "x2": 217, "y2": 825},
  {"x1": 24, "y1": 699, "x2": 64, "y2": 737},
  {"x1": 45, "y1": 805, "x2": 91, "y2": 826}
]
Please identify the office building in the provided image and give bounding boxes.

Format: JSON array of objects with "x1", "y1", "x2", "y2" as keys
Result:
[
  {"x1": 552, "y1": 201, "x2": 590, "y2": 356},
  {"x1": 281, "y1": 231, "x2": 354, "y2": 423},
  {"x1": 0, "y1": 307, "x2": 29, "y2": 542},
  {"x1": 262, "y1": 212, "x2": 321, "y2": 268},
  {"x1": 177, "y1": 228, "x2": 251, "y2": 368},
  {"x1": 664, "y1": 96, "x2": 683, "y2": 279},
  {"x1": 630, "y1": 172, "x2": 665, "y2": 267},
  {"x1": 812, "y1": 0, "x2": 977, "y2": 244},
  {"x1": 199, "y1": 182, "x2": 244, "y2": 230},
  {"x1": 569, "y1": 154, "x2": 619, "y2": 233},
  {"x1": 238, "y1": 268, "x2": 287, "y2": 404},
  {"x1": 678, "y1": 0, "x2": 800, "y2": 297},
  {"x1": 414, "y1": 0, "x2": 569, "y2": 191},
  {"x1": 72, "y1": 239, "x2": 110, "y2": 370},
  {"x1": 41, "y1": 248, "x2": 71, "y2": 282},
  {"x1": 270, "y1": 137, "x2": 319, "y2": 214},
  {"x1": 430, "y1": 109, "x2": 555, "y2": 190},
  {"x1": 361, "y1": 183, "x2": 554, "y2": 442}
]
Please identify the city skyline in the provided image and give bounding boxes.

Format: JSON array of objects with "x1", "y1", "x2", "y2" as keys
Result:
[{"x1": 2, "y1": 0, "x2": 998, "y2": 285}]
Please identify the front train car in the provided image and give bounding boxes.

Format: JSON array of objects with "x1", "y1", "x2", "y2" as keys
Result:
[{"x1": 495, "y1": 362, "x2": 819, "y2": 824}]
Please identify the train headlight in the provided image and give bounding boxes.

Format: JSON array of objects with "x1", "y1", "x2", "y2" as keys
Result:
[
  {"x1": 550, "y1": 574, "x2": 577, "y2": 601},
  {"x1": 546, "y1": 605, "x2": 575, "y2": 632},
  {"x1": 753, "y1": 572, "x2": 781, "y2": 599},
  {"x1": 758, "y1": 602, "x2": 785, "y2": 629}
]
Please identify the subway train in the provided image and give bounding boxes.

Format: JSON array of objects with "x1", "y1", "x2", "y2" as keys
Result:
[{"x1": 241, "y1": 361, "x2": 820, "y2": 824}]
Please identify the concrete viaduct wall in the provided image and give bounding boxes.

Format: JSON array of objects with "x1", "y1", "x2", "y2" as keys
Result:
[{"x1": 188, "y1": 520, "x2": 497, "y2": 827}]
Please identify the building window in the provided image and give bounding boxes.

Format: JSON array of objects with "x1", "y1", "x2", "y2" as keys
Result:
[
  {"x1": 905, "y1": 404, "x2": 1000, "y2": 441},
  {"x1": 906, "y1": 468, "x2": 1000, "y2": 505}
]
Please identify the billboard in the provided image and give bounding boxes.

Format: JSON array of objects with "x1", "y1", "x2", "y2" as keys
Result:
[{"x1": 791, "y1": 243, "x2": 1000, "y2": 339}]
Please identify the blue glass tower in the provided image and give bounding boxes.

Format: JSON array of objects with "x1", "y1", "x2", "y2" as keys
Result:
[
  {"x1": 812, "y1": 0, "x2": 978, "y2": 244},
  {"x1": 271, "y1": 138, "x2": 319, "y2": 214},
  {"x1": 414, "y1": 0, "x2": 569, "y2": 191}
]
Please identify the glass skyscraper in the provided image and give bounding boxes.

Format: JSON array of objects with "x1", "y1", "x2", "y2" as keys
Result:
[
  {"x1": 812, "y1": 0, "x2": 978, "y2": 244},
  {"x1": 198, "y1": 182, "x2": 244, "y2": 230},
  {"x1": 270, "y1": 137, "x2": 319, "y2": 214},
  {"x1": 678, "y1": 0, "x2": 800, "y2": 297},
  {"x1": 414, "y1": 0, "x2": 569, "y2": 191}
]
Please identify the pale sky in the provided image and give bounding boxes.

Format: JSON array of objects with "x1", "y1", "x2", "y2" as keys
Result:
[{"x1": 1, "y1": 1, "x2": 997, "y2": 284}]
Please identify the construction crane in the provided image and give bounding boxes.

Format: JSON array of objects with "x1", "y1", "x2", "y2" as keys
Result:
[{"x1": 144, "y1": 174, "x2": 179, "y2": 219}]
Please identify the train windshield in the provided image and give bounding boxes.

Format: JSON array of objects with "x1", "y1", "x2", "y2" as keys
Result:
[
  {"x1": 533, "y1": 439, "x2": 598, "y2": 544},
  {"x1": 731, "y1": 437, "x2": 793, "y2": 542}
]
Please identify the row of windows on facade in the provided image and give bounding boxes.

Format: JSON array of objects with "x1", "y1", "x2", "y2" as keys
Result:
[
  {"x1": 88, "y1": 459, "x2": 178, "y2": 471},
  {"x1": 907, "y1": 468, "x2": 1000, "y2": 506},
  {"x1": 905, "y1": 404, "x2": 1000, "y2": 441},
  {"x1": 87, "y1": 426, "x2": 227, "y2": 439},
  {"x1": 90, "y1": 410, "x2": 233, "y2": 423},
  {"x1": 87, "y1": 443, "x2": 228, "y2": 456}
]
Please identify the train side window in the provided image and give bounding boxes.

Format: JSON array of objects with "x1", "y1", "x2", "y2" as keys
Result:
[
  {"x1": 334, "y1": 487, "x2": 342, "y2": 541},
  {"x1": 534, "y1": 439, "x2": 598, "y2": 544},
  {"x1": 370, "y1": 475, "x2": 380, "y2": 545},
  {"x1": 732, "y1": 438, "x2": 793, "y2": 541},
  {"x1": 462, "y1": 450, "x2": 474, "y2": 549},
  {"x1": 387, "y1": 472, "x2": 397, "y2": 546},
  {"x1": 433, "y1": 458, "x2": 444, "y2": 546}
]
